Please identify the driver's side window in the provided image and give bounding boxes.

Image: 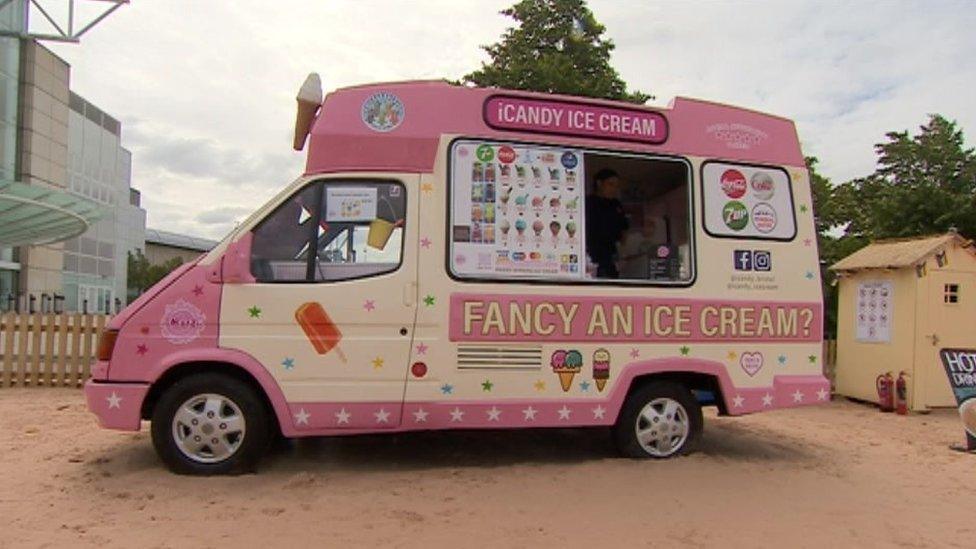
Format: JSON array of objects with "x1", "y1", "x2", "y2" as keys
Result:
[{"x1": 250, "y1": 180, "x2": 406, "y2": 283}]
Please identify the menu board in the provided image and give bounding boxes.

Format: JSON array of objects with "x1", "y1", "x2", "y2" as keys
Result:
[
  {"x1": 855, "y1": 280, "x2": 893, "y2": 343},
  {"x1": 702, "y1": 162, "x2": 796, "y2": 240},
  {"x1": 451, "y1": 141, "x2": 585, "y2": 279},
  {"x1": 325, "y1": 186, "x2": 378, "y2": 222}
]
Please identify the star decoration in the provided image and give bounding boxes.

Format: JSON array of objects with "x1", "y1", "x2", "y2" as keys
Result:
[
  {"x1": 192, "y1": 285, "x2": 204, "y2": 297},
  {"x1": 817, "y1": 387, "x2": 830, "y2": 401},
  {"x1": 761, "y1": 393, "x2": 774, "y2": 407},
  {"x1": 247, "y1": 305, "x2": 261, "y2": 318},
  {"x1": 363, "y1": 300, "x2": 376, "y2": 312},
  {"x1": 808, "y1": 354, "x2": 817, "y2": 364},
  {"x1": 592, "y1": 405, "x2": 606, "y2": 419},
  {"x1": 579, "y1": 380, "x2": 591, "y2": 392},
  {"x1": 413, "y1": 408, "x2": 429, "y2": 422},
  {"x1": 481, "y1": 379, "x2": 493, "y2": 392},
  {"x1": 440, "y1": 383, "x2": 454, "y2": 395},
  {"x1": 805, "y1": 271, "x2": 815, "y2": 280},
  {"x1": 680, "y1": 345, "x2": 691, "y2": 356},
  {"x1": 281, "y1": 357, "x2": 295, "y2": 370},
  {"x1": 423, "y1": 294, "x2": 436, "y2": 307},
  {"x1": 533, "y1": 380, "x2": 546, "y2": 392},
  {"x1": 415, "y1": 342, "x2": 428, "y2": 355},
  {"x1": 557, "y1": 405, "x2": 572, "y2": 420},
  {"x1": 421, "y1": 182, "x2": 434, "y2": 194},
  {"x1": 629, "y1": 348, "x2": 640, "y2": 359},
  {"x1": 778, "y1": 355, "x2": 787, "y2": 365},
  {"x1": 732, "y1": 395, "x2": 745, "y2": 408},
  {"x1": 799, "y1": 204, "x2": 809, "y2": 213},
  {"x1": 792, "y1": 390, "x2": 805, "y2": 403},
  {"x1": 374, "y1": 408, "x2": 391, "y2": 423},
  {"x1": 522, "y1": 406, "x2": 538, "y2": 421},
  {"x1": 335, "y1": 408, "x2": 351, "y2": 425},
  {"x1": 449, "y1": 407, "x2": 465, "y2": 422},
  {"x1": 106, "y1": 392, "x2": 122, "y2": 409},
  {"x1": 727, "y1": 351, "x2": 737, "y2": 361},
  {"x1": 420, "y1": 237, "x2": 432, "y2": 249},
  {"x1": 487, "y1": 407, "x2": 502, "y2": 421},
  {"x1": 136, "y1": 344, "x2": 148, "y2": 356},
  {"x1": 372, "y1": 357, "x2": 385, "y2": 370},
  {"x1": 295, "y1": 408, "x2": 311, "y2": 425},
  {"x1": 803, "y1": 238, "x2": 812, "y2": 247}
]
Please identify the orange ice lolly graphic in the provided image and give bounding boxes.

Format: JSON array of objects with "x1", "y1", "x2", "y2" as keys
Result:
[{"x1": 295, "y1": 302, "x2": 347, "y2": 362}]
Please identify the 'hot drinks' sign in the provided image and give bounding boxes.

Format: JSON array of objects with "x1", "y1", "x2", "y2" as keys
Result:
[
  {"x1": 484, "y1": 95, "x2": 668, "y2": 144},
  {"x1": 939, "y1": 348, "x2": 976, "y2": 452}
]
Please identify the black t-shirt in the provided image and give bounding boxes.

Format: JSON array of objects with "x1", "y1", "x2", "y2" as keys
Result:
[{"x1": 585, "y1": 195, "x2": 628, "y2": 265}]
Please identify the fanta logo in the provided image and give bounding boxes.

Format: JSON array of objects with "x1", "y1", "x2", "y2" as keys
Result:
[
  {"x1": 160, "y1": 299, "x2": 205, "y2": 345},
  {"x1": 720, "y1": 169, "x2": 747, "y2": 199}
]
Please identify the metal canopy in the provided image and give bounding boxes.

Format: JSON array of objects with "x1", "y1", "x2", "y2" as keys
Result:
[
  {"x1": 0, "y1": 0, "x2": 127, "y2": 43},
  {"x1": 0, "y1": 180, "x2": 104, "y2": 246}
]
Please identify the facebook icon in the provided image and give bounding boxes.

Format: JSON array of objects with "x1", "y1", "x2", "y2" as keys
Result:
[{"x1": 734, "y1": 250, "x2": 753, "y2": 271}]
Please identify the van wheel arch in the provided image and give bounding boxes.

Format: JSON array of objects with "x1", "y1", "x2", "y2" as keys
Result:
[
  {"x1": 141, "y1": 362, "x2": 281, "y2": 437},
  {"x1": 626, "y1": 371, "x2": 728, "y2": 415}
]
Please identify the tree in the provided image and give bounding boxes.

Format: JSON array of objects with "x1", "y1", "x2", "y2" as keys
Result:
[
  {"x1": 127, "y1": 250, "x2": 184, "y2": 297},
  {"x1": 462, "y1": 0, "x2": 651, "y2": 104}
]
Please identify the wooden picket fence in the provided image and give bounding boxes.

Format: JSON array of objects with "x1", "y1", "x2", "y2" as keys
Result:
[{"x1": 0, "y1": 312, "x2": 111, "y2": 388}]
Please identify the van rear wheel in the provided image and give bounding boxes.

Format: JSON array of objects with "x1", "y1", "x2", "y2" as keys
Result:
[
  {"x1": 151, "y1": 373, "x2": 270, "y2": 475},
  {"x1": 613, "y1": 381, "x2": 702, "y2": 458}
]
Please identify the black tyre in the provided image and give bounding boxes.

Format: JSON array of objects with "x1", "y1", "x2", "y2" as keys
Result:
[
  {"x1": 613, "y1": 381, "x2": 703, "y2": 458},
  {"x1": 150, "y1": 373, "x2": 271, "y2": 475}
]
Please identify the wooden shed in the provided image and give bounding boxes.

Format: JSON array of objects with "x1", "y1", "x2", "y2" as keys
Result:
[{"x1": 830, "y1": 232, "x2": 976, "y2": 411}]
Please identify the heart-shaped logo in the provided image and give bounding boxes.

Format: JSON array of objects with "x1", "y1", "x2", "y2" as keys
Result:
[{"x1": 740, "y1": 352, "x2": 764, "y2": 377}]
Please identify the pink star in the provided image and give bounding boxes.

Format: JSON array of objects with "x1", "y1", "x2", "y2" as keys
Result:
[
  {"x1": 415, "y1": 342, "x2": 428, "y2": 355},
  {"x1": 804, "y1": 238, "x2": 812, "y2": 247},
  {"x1": 136, "y1": 344, "x2": 148, "y2": 356},
  {"x1": 629, "y1": 348, "x2": 639, "y2": 359},
  {"x1": 192, "y1": 285, "x2": 204, "y2": 296},
  {"x1": 420, "y1": 237, "x2": 432, "y2": 249},
  {"x1": 363, "y1": 300, "x2": 376, "y2": 312}
]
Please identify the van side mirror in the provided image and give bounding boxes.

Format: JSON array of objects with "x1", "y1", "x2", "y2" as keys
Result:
[{"x1": 222, "y1": 232, "x2": 256, "y2": 283}]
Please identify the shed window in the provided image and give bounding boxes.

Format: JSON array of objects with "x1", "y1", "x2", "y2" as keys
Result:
[{"x1": 944, "y1": 283, "x2": 959, "y2": 304}]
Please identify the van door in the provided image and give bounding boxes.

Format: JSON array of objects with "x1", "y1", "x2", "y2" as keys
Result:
[{"x1": 219, "y1": 176, "x2": 419, "y2": 430}]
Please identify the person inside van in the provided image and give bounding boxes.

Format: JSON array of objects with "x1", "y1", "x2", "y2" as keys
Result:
[{"x1": 585, "y1": 168, "x2": 629, "y2": 278}]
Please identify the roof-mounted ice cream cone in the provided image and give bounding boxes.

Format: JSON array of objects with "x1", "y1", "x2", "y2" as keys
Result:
[{"x1": 293, "y1": 72, "x2": 323, "y2": 151}]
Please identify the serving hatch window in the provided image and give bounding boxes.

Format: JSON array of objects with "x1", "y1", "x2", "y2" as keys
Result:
[{"x1": 449, "y1": 139, "x2": 693, "y2": 284}]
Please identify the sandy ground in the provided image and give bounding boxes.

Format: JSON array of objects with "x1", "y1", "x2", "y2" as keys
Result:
[{"x1": 1, "y1": 389, "x2": 974, "y2": 548}]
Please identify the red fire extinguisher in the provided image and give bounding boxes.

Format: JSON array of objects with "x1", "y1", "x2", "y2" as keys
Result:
[
  {"x1": 876, "y1": 372, "x2": 894, "y2": 412},
  {"x1": 895, "y1": 371, "x2": 909, "y2": 415}
]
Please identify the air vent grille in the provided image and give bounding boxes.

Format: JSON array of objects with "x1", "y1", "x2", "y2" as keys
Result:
[{"x1": 456, "y1": 345, "x2": 543, "y2": 370}]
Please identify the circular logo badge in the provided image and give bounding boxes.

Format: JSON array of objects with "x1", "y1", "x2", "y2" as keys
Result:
[
  {"x1": 720, "y1": 169, "x2": 747, "y2": 199},
  {"x1": 160, "y1": 298, "x2": 206, "y2": 345},
  {"x1": 750, "y1": 172, "x2": 775, "y2": 200},
  {"x1": 722, "y1": 201, "x2": 749, "y2": 231},
  {"x1": 475, "y1": 144, "x2": 495, "y2": 162},
  {"x1": 751, "y1": 202, "x2": 778, "y2": 233},
  {"x1": 656, "y1": 245, "x2": 670, "y2": 258},
  {"x1": 361, "y1": 92, "x2": 404, "y2": 132},
  {"x1": 497, "y1": 146, "x2": 516, "y2": 164},
  {"x1": 560, "y1": 151, "x2": 578, "y2": 169}
]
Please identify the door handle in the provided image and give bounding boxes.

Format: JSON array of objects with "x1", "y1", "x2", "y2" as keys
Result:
[
  {"x1": 402, "y1": 281, "x2": 417, "y2": 306},
  {"x1": 927, "y1": 333, "x2": 940, "y2": 347}
]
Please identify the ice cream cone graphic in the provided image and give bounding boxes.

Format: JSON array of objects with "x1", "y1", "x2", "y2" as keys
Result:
[
  {"x1": 551, "y1": 350, "x2": 583, "y2": 392},
  {"x1": 592, "y1": 348, "x2": 611, "y2": 392}
]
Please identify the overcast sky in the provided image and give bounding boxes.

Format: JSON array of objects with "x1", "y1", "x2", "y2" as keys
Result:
[{"x1": 45, "y1": 0, "x2": 976, "y2": 240}]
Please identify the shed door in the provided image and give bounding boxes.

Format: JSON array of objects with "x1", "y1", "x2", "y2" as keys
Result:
[{"x1": 922, "y1": 271, "x2": 976, "y2": 408}]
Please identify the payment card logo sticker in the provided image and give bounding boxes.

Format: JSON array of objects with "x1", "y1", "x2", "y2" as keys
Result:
[
  {"x1": 160, "y1": 298, "x2": 206, "y2": 345},
  {"x1": 720, "y1": 169, "x2": 747, "y2": 199},
  {"x1": 361, "y1": 92, "x2": 404, "y2": 132},
  {"x1": 750, "y1": 172, "x2": 775, "y2": 200},
  {"x1": 722, "y1": 201, "x2": 749, "y2": 231},
  {"x1": 751, "y1": 202, "x2": 778, "y2": 233}
]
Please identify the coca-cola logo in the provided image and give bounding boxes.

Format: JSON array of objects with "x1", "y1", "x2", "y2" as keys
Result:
[
  {"x1": 720, "y1": 169, "x2": 747, "y2": 199},
  {"x1": 750, "y1": 172, "x2": 775, "y2": 200},
  {"x1": 498, "y1": 146, "x2": 516, "y2": 164}
]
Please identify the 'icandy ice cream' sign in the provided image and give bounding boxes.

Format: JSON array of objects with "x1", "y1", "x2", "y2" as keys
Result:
[
  {"x1": 484, "y1": 95, "x2": 668, "y2": 144},
  {"x1": 450, "y1": 293, "x2": 822, "y2": 342}
]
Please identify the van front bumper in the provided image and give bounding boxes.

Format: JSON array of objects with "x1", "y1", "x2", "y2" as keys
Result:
[{"x1": 84, "y1": 381, "x2": 150, "y2": 431}]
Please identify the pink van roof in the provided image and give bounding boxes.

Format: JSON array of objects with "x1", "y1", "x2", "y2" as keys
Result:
[{"x1": 305, "y1": 80, "x2": 804, "y2": 175}]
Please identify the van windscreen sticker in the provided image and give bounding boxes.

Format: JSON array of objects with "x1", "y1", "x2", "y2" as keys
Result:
[
  {"x1": 451, "y1": 140, "x2": 586, "y2": 280},
  {"x1": 702, "y1": 162, "x2": 796, "y2": 240}
]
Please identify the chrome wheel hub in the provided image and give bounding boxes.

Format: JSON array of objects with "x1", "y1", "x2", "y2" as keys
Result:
[
  {"x1": 172, "y1": 393, "x2": 246, "y2": 464},
  {"x1": 635, "y1": 397, "x2": 689, "y2": 457}
]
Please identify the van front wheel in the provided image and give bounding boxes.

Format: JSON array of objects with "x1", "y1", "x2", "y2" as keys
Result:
[
  {"x1": 151, "y1": 373, "x2": 270, "y2": 475},
  {"x1": 613, "y1": 381, "x2": 702, "y2": 458}
]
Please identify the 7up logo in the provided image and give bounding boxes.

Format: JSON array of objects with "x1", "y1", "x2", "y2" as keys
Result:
[
  {"x1": 476, "y1": 144, "x2": 495, "y2": 162},
  {"x1": 722, "y1": 201, "x2": 749, "y2": 231}
]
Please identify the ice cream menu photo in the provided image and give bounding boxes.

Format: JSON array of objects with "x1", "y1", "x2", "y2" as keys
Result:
[
  {"x1": 450, "y1": 141, "x2": 585, "y2": 279},
  {"x1": 855, "y1": 280, "x2": 893, "y2": 343}
]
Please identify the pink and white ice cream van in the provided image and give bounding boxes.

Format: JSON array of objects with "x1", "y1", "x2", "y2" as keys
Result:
[{"x1": 86, "y1": 75, "x2": 829, "y2": 474}]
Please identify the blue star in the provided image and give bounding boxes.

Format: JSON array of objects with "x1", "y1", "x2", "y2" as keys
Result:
[
  {"x1": 805, "y1": 271, "x2": 815, "y2": 280},
  {"x1": 281, "y1": 357, "x2": 295, "y2": 370},
  {"x1": 580, "y1": 380, "x2": 591, "y2": 392},
  {"x1": 440, "y1": 383, "x2": 453, "y2": 395},
  {"x1": 778, "y1": 355, "x2": 787, "y2": 365}
]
